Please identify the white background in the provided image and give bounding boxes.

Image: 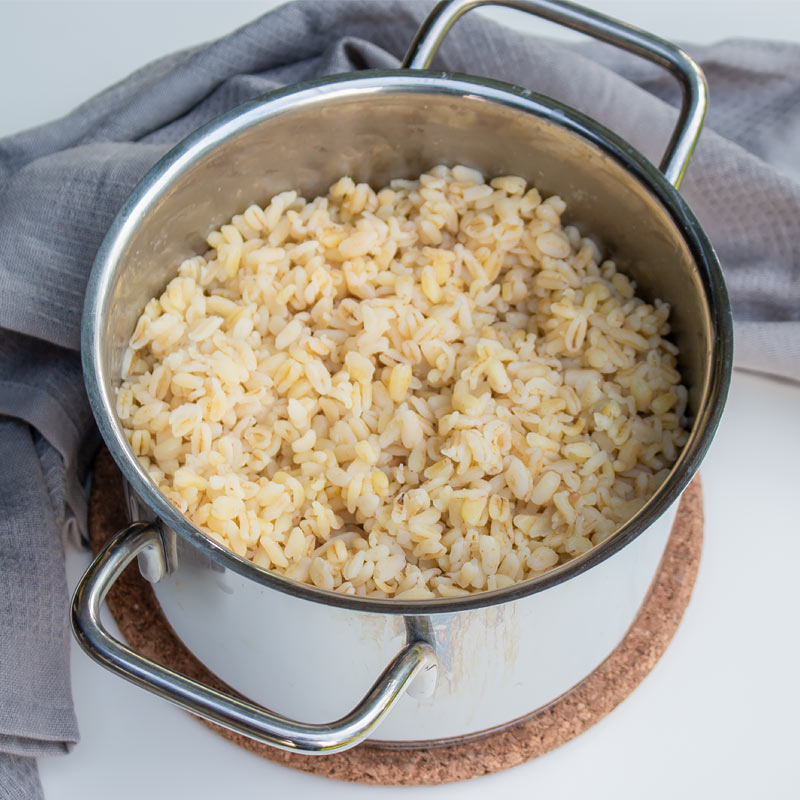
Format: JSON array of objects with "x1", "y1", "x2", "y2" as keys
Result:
[{"x1": 0, "y1": 1, "x2": 798, "y2": 798}]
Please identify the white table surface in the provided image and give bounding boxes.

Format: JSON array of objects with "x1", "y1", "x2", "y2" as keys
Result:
[{"x1": 1, "y1": 1, "x2": 797, "y2": 798}]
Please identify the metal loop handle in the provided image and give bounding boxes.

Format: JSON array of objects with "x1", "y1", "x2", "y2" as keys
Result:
[
  {"x1": 71, "y1": 522, "x2": 437, "y2": 754},
  {"x1": 402, "y1": 0, "x2": 707, "y2": 188}
]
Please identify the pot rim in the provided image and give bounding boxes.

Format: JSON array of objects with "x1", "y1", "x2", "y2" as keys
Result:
[{"x1": 82, "y1": 69, "x2": 733, "y2": 615}]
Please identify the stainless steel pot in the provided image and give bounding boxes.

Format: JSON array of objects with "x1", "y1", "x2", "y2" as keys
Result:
[{"x1": 73, "y1": 0, "x2": 732, "y2": 754}]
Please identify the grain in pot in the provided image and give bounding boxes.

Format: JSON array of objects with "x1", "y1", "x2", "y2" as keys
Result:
[{"x1": 117, "y1": 165, "x2": 689, "y2": 599}]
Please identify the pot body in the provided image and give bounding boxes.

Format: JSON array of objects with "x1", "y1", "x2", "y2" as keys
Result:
[
  {"x1": 140, "y1": 492, "x2": 676, "y2": 744},
  {"x1": 82, "y1": 72, "x2": 731, "y2": 747}
]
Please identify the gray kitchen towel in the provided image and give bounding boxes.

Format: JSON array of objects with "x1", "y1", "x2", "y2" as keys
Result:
[{"x1": 0, "y1": 0, "x2": 798, "y2": 795}]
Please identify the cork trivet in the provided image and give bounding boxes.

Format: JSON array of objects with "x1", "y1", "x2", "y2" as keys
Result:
[{"x1": 90, "y1": 446, "x2": 703, "y2": 785}]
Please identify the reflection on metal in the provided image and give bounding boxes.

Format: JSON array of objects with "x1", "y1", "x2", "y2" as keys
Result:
[{"x1": 404, "y1": 617, "x2": 439, "y2": 698}]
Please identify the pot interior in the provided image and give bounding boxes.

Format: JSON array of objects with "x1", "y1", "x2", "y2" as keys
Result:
[{"x1": 88, "y1": 72, "x2": 730, "y2": 609}]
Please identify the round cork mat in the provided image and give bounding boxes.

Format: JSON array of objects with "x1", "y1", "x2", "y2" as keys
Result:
[{"x1": 90, "y1": 446, "x2": 703, "y2": 785}]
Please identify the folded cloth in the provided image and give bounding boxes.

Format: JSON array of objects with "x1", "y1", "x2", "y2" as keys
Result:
[
  {"x1": 0, "y1": 753, "x2": 44, "y2": 800},
  {"x1": 0, "y1": 1, "x2": 798, "y2": 796}
]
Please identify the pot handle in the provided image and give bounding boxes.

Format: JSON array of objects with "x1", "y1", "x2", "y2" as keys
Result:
[
  {"x1": 71, "y1": 522, "x2": 437, "y2": 754},
  {"x1": 402, "y1": 0, "x2": 707, "y2": 188}
]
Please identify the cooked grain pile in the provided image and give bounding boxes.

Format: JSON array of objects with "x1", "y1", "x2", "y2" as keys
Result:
[{"x1": 117, "y1": 165, "x2": 688, "y2": 599}]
